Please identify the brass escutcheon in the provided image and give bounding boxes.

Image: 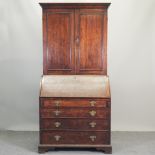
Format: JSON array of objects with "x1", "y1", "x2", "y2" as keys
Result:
[
  {"x1": 89, "y1": 110, "x2": 96, "y2": 116},
  {"x1": 54, "y1": 122, "x2": 61, "y2": 128},
  {"x1": 89, "y1": 135, "x2": 96, "y2": 142},
  {"x1": 54, "y1": 135, "x2": 61, "y2": 141},
  {"x1": 90, "y1": 101, "x2": 96, "y2": 107},
  {"x1": 54, "y1": 100, "x2": 61, "y2": 107},
  {"x1": 89, "y1": 122, "x2": 96, "y2": 128},
  {"x1": 54, "y1": 110, "x2": 61, "y2": 116}
]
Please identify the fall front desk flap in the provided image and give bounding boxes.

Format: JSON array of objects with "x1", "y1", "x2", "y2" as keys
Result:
[{"x1": 40, "y1": 75, "x2": 110, "y2": 98}]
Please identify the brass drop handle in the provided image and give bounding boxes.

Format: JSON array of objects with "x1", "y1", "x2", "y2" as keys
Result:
[
  {"x1": 89, "y1": 122, "x2": 96, "y2": 128},
  {"x1": 54, "y1": 110, "x2": 61, "y2": 116},
  {"x1": 75, "y1": 37, "x2": 79, "y2": 44},
  {"x1": 54, "y1": 100, "x2": 61, "y2": 107},
  {"x1": 54, "y1": 135, "x2": 61, "y2": 141},
  {"x1": 54, "y1": 122, "x2": 61, "y2": 128},
  {"x1": 89, "y1": 135, "x2": 96, "y2": 142},
  {"x1": 89, "y1": 110, "x2": 96, "y2": 116},
  {"x1": 90, "y1": 101, "x2": 96, "y2": 107}
]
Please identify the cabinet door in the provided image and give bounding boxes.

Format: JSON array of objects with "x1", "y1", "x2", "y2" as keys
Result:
[
  {"x1": 43, "y1": 9, "x2": 75, "y2": 74},
  {"x1": 75, "y1": 9, "x2": 107, "y2": 74}
]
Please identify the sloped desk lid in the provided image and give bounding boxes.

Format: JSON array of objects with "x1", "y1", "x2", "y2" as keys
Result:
[{"x1": 40, "y1": 75, "x2": 110, "y2": 98}]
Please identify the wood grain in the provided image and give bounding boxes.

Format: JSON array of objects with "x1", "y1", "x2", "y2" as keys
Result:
[
  {"x1": 41, "y1": 5, "x2": 108, "y2": 75},
  {"x1": 76, "y1": 9, "x2": 106, "y2": 74},
  {"x1": 41, "y1": 98, "x2": 109, "y2": 108},
  {"x1": 40, "y1": 131, "x2": 110, "y2": 145},
  {"x1": 43, "y1": 9, "x2": 75, "y2": 74},
  {"x1": 40, "y1": 118, "x2": 109, "y2": 130},
  {"x1": 40, "y1": 108, "x2": 109, "y2": 118},
  {"x1": 39, "y1": 3, "x2": 111, "y2": 154}
]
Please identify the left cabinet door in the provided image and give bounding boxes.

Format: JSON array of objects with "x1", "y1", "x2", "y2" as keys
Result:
[{"x1": 43, "y1": 9, "x2": 75, "y2": 74}]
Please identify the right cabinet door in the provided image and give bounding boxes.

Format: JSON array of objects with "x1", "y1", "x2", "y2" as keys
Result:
[{"x1": 75, "y1": 9, "x2": 107, "y2": 74}]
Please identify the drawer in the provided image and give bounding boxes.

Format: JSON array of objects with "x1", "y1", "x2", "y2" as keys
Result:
[
  {"x1": 40, "y1": 131, "x2": 110, "y2": 144},
  {"x1": 40, "y1": 98, "x2": 109, "y2": 108},
  {"x1": 40, "y1": 108, "x2": 109, "y2": 118},
  {"x1": 40, "y1": 118, "x2": 109, "y2": 130}
]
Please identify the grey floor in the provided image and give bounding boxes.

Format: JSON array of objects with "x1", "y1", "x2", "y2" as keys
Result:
[{"x1": 0, "y1": 131, "x2": 155, "y2": 155}]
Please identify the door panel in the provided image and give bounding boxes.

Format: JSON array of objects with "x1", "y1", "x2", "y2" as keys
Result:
[
  {"x1": 44, "y1": 10, "x2": 75, "y2": 74},
  {"x1": 75, "y1": 9, "x2": 107, "y2": 74},
  {"x1": 43, "y1": 9, "x2": 107, "y2": 75}
]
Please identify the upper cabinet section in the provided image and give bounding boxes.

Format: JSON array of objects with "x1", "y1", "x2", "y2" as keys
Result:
[{"x1": 40, "y1": 3, "x2": 110, "y2": 75}]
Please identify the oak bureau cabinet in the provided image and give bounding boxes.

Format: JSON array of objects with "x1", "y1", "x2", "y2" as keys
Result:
[{"x1": 38, "y1": 3, "x2": 112, "y2": 154}]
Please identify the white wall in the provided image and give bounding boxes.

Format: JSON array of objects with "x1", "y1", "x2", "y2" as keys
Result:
[
  {"x1": 108, "y1": 0, "x2": 155, "y2": 131},
  {"x1": 0, "y1": 0, "x2": 155, "y2": 131}
]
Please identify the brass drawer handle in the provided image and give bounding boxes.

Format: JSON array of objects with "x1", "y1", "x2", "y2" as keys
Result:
[
  {"x1": 53, "y1": 110, "x2": 61, "y2": 116},
  {"x1": 89, "y1": 110, "x2": 96, "y2": 116},
  {"x1": 54, "y1": 135, "x2": 61, "y2": 141},
  {"x1": 54, "y1": 100, "x2": 61, "y2": 107},
  {"x1": 90, "y1": 101, "x2": 96, "y2": 107},
  {"x1": 89, "y1": 122, "x2": 96, "y2": 128},
  {"x1": 54, "y1": 122, "x2": 61, "y2": 128},
  {"x1": 89, "y1": 135, "x2": 96, "y2": 142}
]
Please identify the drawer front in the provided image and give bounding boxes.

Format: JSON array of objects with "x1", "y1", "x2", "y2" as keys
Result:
[
  {"x1": 40, "y1": 118, "x2": 109, "y2": 130},
  {"x1": 41, "y1": 98, "x2": 109, "y2": 108},
  {"x1": 40, "y1": 131, "x2": 110, "y2": 144},
  {"x1": 40, "y1": 108, "x2": 109, "y2": 118}
]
